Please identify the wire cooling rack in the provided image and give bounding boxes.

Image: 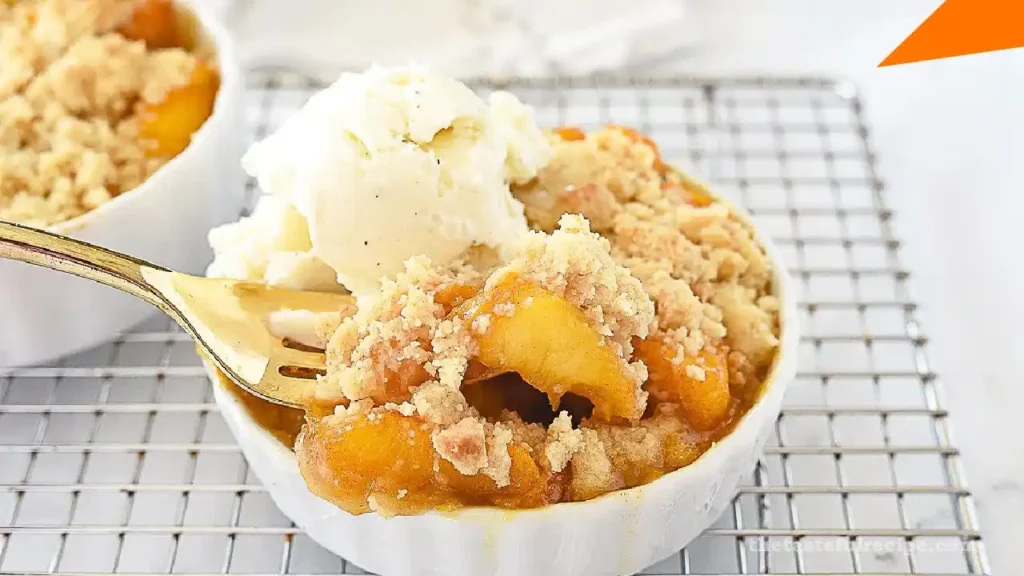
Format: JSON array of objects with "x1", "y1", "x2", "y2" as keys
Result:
[{"x1": 0, "y1": 71, "x2": 989, "y2": 576}]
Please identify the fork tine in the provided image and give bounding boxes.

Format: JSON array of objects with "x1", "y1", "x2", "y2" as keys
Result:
[
  {"x1": 258, "y1": 369, "x2": 317, "y2": 406},
  {"x1": 273, "y1": 346, "x2": 327, "y2": 371}
]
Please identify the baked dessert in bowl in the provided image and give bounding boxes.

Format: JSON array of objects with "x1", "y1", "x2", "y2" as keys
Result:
[
  {"x1": 0, "y1": 0, "x2": 243, "y2": 366},
  {"x1": 204, "y1": 66, "x2": 797, "y2": 576}
]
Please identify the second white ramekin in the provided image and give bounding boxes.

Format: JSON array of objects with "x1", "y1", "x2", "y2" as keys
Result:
[{"x1": 0, "y1": 1, "x2": 246, "y2": 367}]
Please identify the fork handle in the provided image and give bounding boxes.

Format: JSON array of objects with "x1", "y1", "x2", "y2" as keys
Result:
[{"x1": 0, "y1": 219, "x2": 169, "y2": 308}]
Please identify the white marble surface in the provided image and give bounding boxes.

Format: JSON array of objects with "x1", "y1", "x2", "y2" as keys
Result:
[
  {"x1": 206, "y1": 1, "x2": 1023, "y2": 573},
  {"x1": 202, "y1": 0, "x2": 699, "y2": 76}
]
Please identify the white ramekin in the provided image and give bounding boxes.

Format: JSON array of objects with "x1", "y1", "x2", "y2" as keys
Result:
[
  {"x1": 0, "y1": 1, "x2": 245, "y2": 367},
  {"x1": 205, "y1": 197, "x2": 799, "y2": 576}
]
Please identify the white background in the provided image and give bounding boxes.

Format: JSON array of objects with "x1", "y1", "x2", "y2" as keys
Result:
[{"x1": 213, "y1": 1, "x2": 1024, "y2": 573}]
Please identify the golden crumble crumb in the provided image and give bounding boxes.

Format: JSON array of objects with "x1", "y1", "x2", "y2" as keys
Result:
[
  {"x1": 588, "y1": 422, "x2": 662, "y2": 486},
  {"x1": 430, "y1": 318, "x2": 474, "y2": 392},
  {"x1": 758, "y1": 295, "x2": 781, "y2": 313},
  {"x1": 81, "y1": 185, "x2": 112, "y2": 209},
  {"x1": 481, "y1": 422, "x2": 513, "y2": 487},
  {"x1": 432, "y1": 416, "x2": 488, "y2": 476},
  {"x1": 411, "y1": 381, "x2": 469, "y2": 426},
  {"x1": 383, "y1": 401, "x2": 417, "y2": 417},
  {"x1": 614, "y1": 212, "x2": 712, "y2": 282},
  {"x1": 622, "y1": 259, "x2": 726, "y2": 357},
  {"x1": 710, "y1": 284, "x2": 778, "y2": 367},
  {"x1": 500, "y1": 411, "x2": 549, "y2": 451},
  {"x1": 567, "y1": 428, "x2": 622, "y2": 501},
  {"x1": 491, "y1": 302, "x2": 515, "y2": 317},
  {"x1": 470, "y1": 314, "x2": 490, "y2": 334},
  {"x1": 140, "y1": 48, "x2": 194, "y2": 104},
  {"x1": 684, "y1": 364, "x2": 706, "y2": 382},
  {"x1": 313, "y1": 376, "x2": 347, "y2": 408},
  {"x1": 332, "y1": 398, "x2": 372, "y2": 419},
  {"x1": 726, "y1": 349, "x2": 755, "y2": 393}
]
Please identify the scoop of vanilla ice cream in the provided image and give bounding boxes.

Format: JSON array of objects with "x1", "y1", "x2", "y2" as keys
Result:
[
  {"x1": 489, "y1": 91, "x2": 552, "y2": 183},
  {"x1": 267, "y1": 308, "x2": 343, "y2": 349},
  {"x1": 238, "y1": 65, "x2": 551, "y2": 297},
  {"x1": 206, "y1": 196, "x2": 343, "y2": 293}
]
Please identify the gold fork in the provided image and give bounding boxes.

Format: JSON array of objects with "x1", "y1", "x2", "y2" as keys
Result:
[{"x1": 0, "y1": 219, "x2": 353, "y2": 410}]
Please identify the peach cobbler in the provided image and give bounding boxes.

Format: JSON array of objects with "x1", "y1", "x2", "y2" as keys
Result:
[
  {"x1": 0, "y1": 0, "x2": 220, "y2": 227},
  {"x1": 222, "y1": 125, "x2": 781, "y2": 516}
]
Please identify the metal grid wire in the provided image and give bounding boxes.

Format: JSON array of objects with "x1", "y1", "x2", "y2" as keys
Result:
[{"x1": 0, "y1": 71, "x2": 989, "y2": 576}]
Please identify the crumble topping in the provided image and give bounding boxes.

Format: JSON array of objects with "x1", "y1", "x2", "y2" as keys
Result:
[
  {"x1": 515, "y1": 127, "x2": 777, "y2": 370},
  {"x1": 430, "y1": 318, "x2": 475, "y2": 394},
  {"x1": 429, "y1": 417, "x2": 514, "y2": 487},
  {"x1": 710, "y1": 284, "x2": 779, "y2": 367},
  {"x1": 322, "y1": 255, "x2": 482, "y2": 402},
  {"x1": 0, "y1": 0, "x2": 205, "y2": 227},
  {"x1": 620, "y1": 257, "x2": 726, "y2": 357},
  {"x1": 501, "y1": 411, "x2": 549, "y2": 451},
  {"x1": 433, "y1": 417, "x2": 488, "y2": 476},
  {"x1": 613, "y1": 211, "x2": 715, "y2": 286},
  {"x1": 516, "y1": 128, "x2": 659, "y2": 231},
  {"x1": 594, "y1": 423, "x2": 663, "y2": 479},
  {"x1": 566, "y1": 428, "x2": 621, "y2": 500}
]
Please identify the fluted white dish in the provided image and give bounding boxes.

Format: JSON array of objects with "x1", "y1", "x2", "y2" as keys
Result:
[{"x1": 206, "y1": 190, "x2": 798, "y2": 576}]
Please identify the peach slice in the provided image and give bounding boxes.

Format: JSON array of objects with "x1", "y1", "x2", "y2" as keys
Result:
[
  {"x1": 298, "y1": 409, "x2": 555, "y2": 512},
  {"x1": 455, "y1": 276, "x2": 644, "y2": 421},
  {"x1": 138, "y1": 60, "x2": 219, "y2": 158},
  {"x1": 634, "y1": 338, "x2": 732, "y2": 431},
  {"x1": 118, "y1": 0, "x2": 179, "y2": 50},
  {"x1": 554, "y1": 126, "x2": 586, "y2": 141},
  {"x1": 297, "y1": 411, "x2": 446, "y2": 515}
]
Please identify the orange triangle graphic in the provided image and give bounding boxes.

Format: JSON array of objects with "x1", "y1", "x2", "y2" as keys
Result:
[{"x1": 879, "y1": 0, "x2": 1024, "y2": 67}]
